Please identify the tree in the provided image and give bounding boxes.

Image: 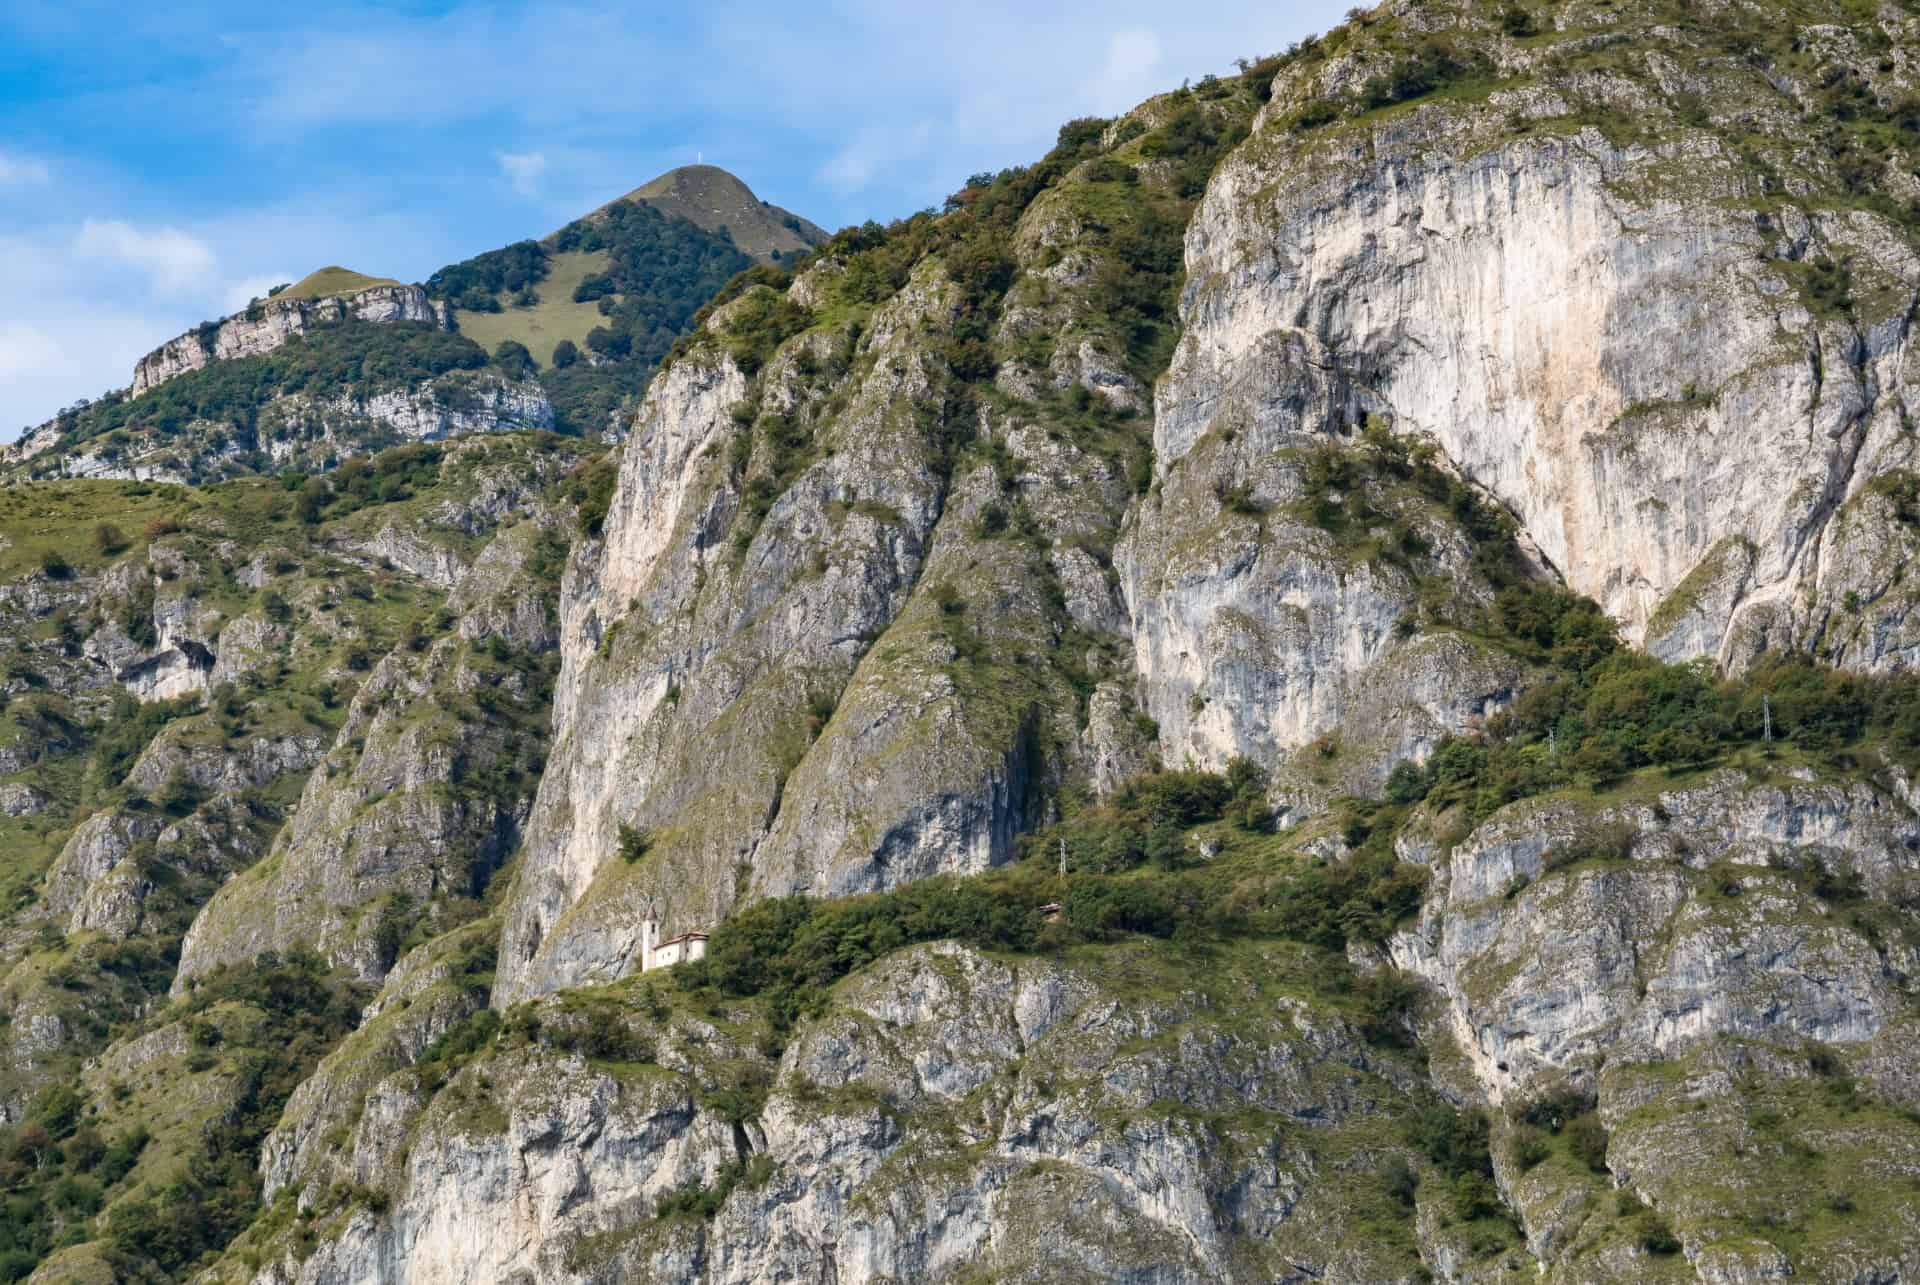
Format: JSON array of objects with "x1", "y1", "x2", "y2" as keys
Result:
[
  {"x1": 296, "y1": 478, "x2": 329, "y2": 525},
  {"x1": 93, "y1": 522, "x2": 129, "y2": 555},
  {"x1": 551, "y1": 339, "x2": 579, "y2": 369},
  {"x1": 492, "y1": 340, "x2": 535, "y2": 380}
]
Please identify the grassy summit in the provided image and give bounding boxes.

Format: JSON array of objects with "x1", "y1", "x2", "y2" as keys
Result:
[
  {"x1": 272, "y1": 266, "x2": 404, "y2": 302},
  {"x1": 614, "y1": 164, "x2": 826, "y2": 264}
]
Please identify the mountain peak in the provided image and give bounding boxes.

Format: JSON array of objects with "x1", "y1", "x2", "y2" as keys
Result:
[
  {"x1": 600, "y1": 163, "x2": 826, "y2": 264},
  {"x1": 274, "y1": 265, "x2": 403, "y2": 301}
]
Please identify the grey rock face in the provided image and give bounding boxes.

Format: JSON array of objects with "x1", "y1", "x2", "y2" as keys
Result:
[
  {"x1": 221, "y1": 942, "x2": 1437, "y2": 1285},
  {"x1": 495, "y1": 273, "x2": 974, "y2": 1001},
  {"x1": 255, "y1": 372, "x2": 555, "y2": 475},
  {"x1": 131, "y1": 285, "x2": 448, "y2": 397},
  {"x1": 1184, "y1": 71, "x2": 1920, "y2": 673},
  {"x1": 1117, "y1": 328, "x2": 1529, "y2": 811},
  {"x1": 16, "y1": 8, "x2": 1919, "y2": 1284},
  {"x1": 0, "y1": 784, "x2": 48, "y2": 818},
  {"x1": 1392, "y1": 770, "x2": 1920, "y2": 1104},
  {"x1": 173, "y1": 519, "x2": 559, "y2": 989}
]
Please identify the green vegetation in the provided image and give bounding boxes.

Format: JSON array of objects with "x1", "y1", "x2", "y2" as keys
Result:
[
  {"x1": 105, "y1": 953, "x2": 369, "y2": 1278},
  {"x1": 1291, "y1": 419, "x2": 1920, "y2": 829},
  {"x1": 564, "y1": 452, "x2": 620, "y2": 537},
  {"x1": 1283, "y1": 31, "x2": 1489, "y2": 132},
  {"x1": 1410, "y1": 1106, "x2": 1522, "y2": 1251},
  {"x1": 270, "y1": 267, "x2": 403, "y2": 303},
  {"x1": 692, "y1": 91, "x2": 1253, "y2": 575},
  {"x1": 452, "y1": 250, "x2": 614, "y2": 370},
  {"x1": 0, "y1": 1083, "x2": 150, "y2": 1280},
  {"x1": 432, "y1": 199, "x2": 756, "y2": 436},
  {"x1": 40, "y1": 322, "x2": 489, "y2": 476},
  {"x1": 676, "y1": 756, "x2": 1422, "y2": 1031},
  {"x1": 1510, "y1": 1089, "x2": 1609, "y2": 1176},
  {"x1": 88, "y1": 693, "x2": 202, "y2": 790},
  {"x1": 425, "y1": 242, "x2": 551, "y2": 313},
  {"x1": 651, "y1": 1154, "x2": 774, "y2": 1221},
  {"x1": 293, "y1": 441, "x2": 449, "y2": 523}
]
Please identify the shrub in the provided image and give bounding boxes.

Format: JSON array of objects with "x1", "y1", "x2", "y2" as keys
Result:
[
  {"x1": 1412, "y1": 1107, "x2": 1494, "y2": 1181},
  {"x1": 1566, "y1": 1114, "x2": 1609, "y2": 1172},
  {"x1": 1384, "y1": 1154, "x2": 1418, "y2": 1206},
  {"x1": 1635, "y1": 1208, "x2": 1682, "y2": 1255},
  {"x1": 155, "y1": 769, "x2": 204, "y2": 817},
  {"x1": 38, "y1": 550, "x2": 71, "y2": 579},
  {"x1": 1511, "y1": 1126, "x2": 1551, "y2": 1170},
  {"x1": 1499, "y1": 5, "x2": 1539, "y2": 36},
  {"x1": 93, "y1": 522, "x2": 129, "y2": 555},
  {"x1": 1360, "y1": 40, "x2": 1479, "y2": 112},
  {"x1": 426, "y1": 239, "x2": 549, "y2": 303},
  {"x1": 567, "y1": 455, "x2": 620, "y2": 537}
]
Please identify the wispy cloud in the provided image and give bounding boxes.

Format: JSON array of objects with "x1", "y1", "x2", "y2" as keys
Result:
[
  {"x1": 820, "y1": 123, "x2": 935, "y2": 196},
  {"x1": 73, "y1": 219, "x2": 217, "y2": 294},
  {"x1": 1085, "y1": 29, "x2": 1166, "y2": 115},
  {"x1": 0, "y1": 320, "x2": 61, "y2": 379},
  {"x1": 0, "y1": 151, "x2": 50, "y2": 186},
  {"x1": 222, "y1": 273, "x2": 295, "y2": 313},
  {"x1": 496, "y1": 150, "x2": 547, "y2": 198}
]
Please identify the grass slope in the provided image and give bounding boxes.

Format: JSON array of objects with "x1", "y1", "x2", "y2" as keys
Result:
[
  {"x1": 274, "y1": 267, "x2": 403, "y2": 302},
  {"x1": 451, "y1": 250, "x2": 611, "y2": 368}
]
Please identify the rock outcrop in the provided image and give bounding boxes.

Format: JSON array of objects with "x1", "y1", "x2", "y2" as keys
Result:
[
  {"x1": 211, "y1": 941, "x2": 1440, "y2": 1285},
  {"x1": 131, "y1": 284, "x2": 449, "y2": 397}
]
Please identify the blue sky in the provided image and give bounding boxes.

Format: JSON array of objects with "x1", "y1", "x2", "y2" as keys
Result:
[{"x1": 0, "y1": 0, "x2": 1350, "y2": 438}]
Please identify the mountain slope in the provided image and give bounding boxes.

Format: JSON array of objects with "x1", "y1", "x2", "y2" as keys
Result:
[
  {"x1": 431, "y1": 165, "x2": 828, "y2": 434},
  {"x1": 2, "y1": 169, "x2": 825, "y2": 481},
  {"x1": 0, "y1": 3, "x2": 1918, "y2": 1283},
  {"x1": 615, "y1": 164, "x2": 827, "y2": 263}
]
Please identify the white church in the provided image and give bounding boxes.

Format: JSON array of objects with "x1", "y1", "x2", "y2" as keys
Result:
[{"x1": 640, "y1": 900, "x2": 708, "y2": 971}]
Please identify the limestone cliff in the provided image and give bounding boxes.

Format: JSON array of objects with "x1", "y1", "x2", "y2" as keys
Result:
[
  {"x1": 131, "y1": 281, "x2": 450, "y2": 398},
  {"x1": 0, "y1": 3, "x2": 1916, "y2": 1283}
]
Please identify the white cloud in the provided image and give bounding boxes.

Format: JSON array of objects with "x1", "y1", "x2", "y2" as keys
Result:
[
  {"x1": 0, "y1": 310, "x2": 179, "y2": 437},
  {"x1": 73, "y1": 219, "x2": 217, "y2": 294},
  {"x1": 0, "y1": 152, "x2": 50, "y2": 186},
  {"x1": 496, "y1": 150, "x2": 548, "y2": 197},
  {"x1": 222, "y1": 273, "x2": 296, "y2": 313},
  {"x1": 819, "y1": 123, "x2": 934, "y2": 195},
  {"x1": 0, "y1": 321, "x2": 62, "y2": 379},
  {"x1": 1085, "y1": 29, "x2": 1165, "y2": 115}
]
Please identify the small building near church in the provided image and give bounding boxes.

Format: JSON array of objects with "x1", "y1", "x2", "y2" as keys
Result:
[
  {"x1": 650, "y1": 931, "x2": 708, "y2": 969},
  {"x1": 639, "y1": 903, "x2": 708, "y2": 971}
]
